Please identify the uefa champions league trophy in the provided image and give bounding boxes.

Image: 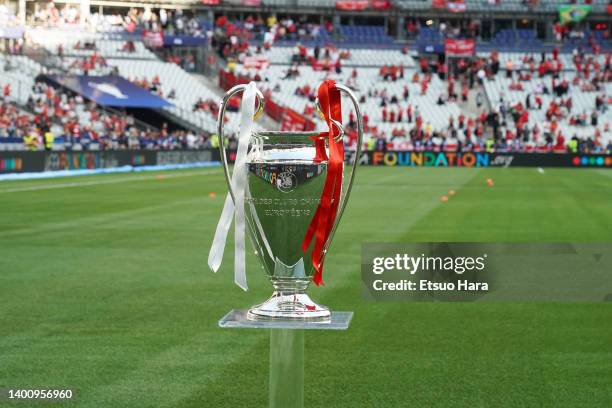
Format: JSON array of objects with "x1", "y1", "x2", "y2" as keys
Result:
[{"x1": 213, "y1": 80, "x2": 363, "y2": 322}]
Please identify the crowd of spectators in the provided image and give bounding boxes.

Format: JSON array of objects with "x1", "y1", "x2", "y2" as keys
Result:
[
  {"x1": 28, "y1": 3, "x2": 612, "y2": 52},
  {"x1": 203, "y1": 14, "x2": 333, "y2": 61},
  {"x1": 362, "y1": 103, "x2": 611, "y2": 155},
  {"x1": 32, "y1": 2, "x2": 80, "y2": 26},
  {"x1": 362, "y1": 48, "x2": 611, "y2": 153},
  {"x1": 411, "y1": 16, "x2": 608, "y2": 50},
  {"x1": 121, "y1": 7, "x2": 205, "y2": 37},
  {"x1": 408, "y1": 19, "x2": 481, "y2": 40},
  {"x1": 0, "y1": 100, "x2": 31, "y2": 139},
  {"x1": 241, "y1": 39, "x2": 610, "y2": 154}
]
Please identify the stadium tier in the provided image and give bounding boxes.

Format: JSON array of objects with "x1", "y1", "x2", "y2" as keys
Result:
[
  {"x1": 27, "y1": 28, "x2": 158, "y2": 61},
  {"x1": 234, "y1": 63, "x2": 462, "y2": 135},
  {"x1": 0, "y1": 2, "x2": 610, "y2": 155},
  {"x1": 0, "y1": 53, "x2": 45, "y2": 104},
  {"x1": 248, "y1": 45, "x2": 416, "y2": 67},
  {"x1": 233, "y1": 44, "x2": 611, "y2": 150}
]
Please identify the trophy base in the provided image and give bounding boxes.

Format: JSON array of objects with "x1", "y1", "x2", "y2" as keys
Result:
[{"x1": 247, "y1": 292, "x2": 331, "y2": 321}]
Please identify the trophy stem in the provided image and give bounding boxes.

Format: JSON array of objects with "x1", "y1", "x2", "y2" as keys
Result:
[
  {"x1": 270, "y1": 277, "x2": 310, "y2": 293},
  {"x1": 269, "y1": 329, "x2": 304, "y2": 408}
]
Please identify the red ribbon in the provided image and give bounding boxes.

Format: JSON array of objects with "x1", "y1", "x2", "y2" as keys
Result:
[{"x1": 302, "y1": 80, "x2": 344, "y2": 286}]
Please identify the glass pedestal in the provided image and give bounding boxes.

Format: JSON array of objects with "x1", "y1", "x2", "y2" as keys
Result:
[{"x1": 219, "y1": 310, "x2": 353, "y2": 408}]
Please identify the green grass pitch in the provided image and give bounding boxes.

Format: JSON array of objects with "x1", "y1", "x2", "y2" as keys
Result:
[{"x1": 0, "y1": 166, "x2": 611, "y2": 407}]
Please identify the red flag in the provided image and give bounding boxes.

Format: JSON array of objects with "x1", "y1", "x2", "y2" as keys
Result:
[
  {"x1": 371, "y1": 0, "x2": 392, "y2": 10},
  {"x1": 432, "y1": 0, "x2": 446, "y2": 8},
  {"x1": 336, "y1": 0, "x2": 368, "y2": 10},
  {"x1": 445, "y1": 39, "x2": 475, "y2": 56}
]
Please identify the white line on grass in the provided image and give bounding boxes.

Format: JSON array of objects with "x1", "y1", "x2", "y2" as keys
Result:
[{"x1": 0, "y1": 169, "x2": 221, "y2": 194}]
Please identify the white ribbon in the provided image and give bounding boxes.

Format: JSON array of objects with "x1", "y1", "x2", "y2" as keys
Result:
[{"x1": 208, "y1": 82, "x2": 257, "y2": 291}]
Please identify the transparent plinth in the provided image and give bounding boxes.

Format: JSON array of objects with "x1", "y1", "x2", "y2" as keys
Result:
[
  {"x1": 219, "y1": 309, "x2": 353, "y2": 408},
  {"x1": 219, "y1": 309, "x2": 353, "y2": 330}
]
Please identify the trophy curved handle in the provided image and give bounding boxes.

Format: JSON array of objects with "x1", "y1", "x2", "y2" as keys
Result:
[
  {"x1": 321, "y1": 83, "x2": 363, "y2": 256},
  {"x1": 217, "y1": 83, "x2": 266, "y2": 203}
]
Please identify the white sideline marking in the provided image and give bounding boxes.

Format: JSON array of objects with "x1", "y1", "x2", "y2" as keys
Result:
[{"x1": 0, "y1": 170, "x2": 221, "y2": 194}]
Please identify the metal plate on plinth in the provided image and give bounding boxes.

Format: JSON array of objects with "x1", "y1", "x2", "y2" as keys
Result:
[{"x1": 219, "y1": 309, "x2": 353, "y2": 330}]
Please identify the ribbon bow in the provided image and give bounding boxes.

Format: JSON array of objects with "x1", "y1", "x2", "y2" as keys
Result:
[
  {"x1": 208, "y1": 82, "x2": 257, "y2": 291},
  {"x1": 302, "y1": 80, "x2": 344, "y2": 286}
]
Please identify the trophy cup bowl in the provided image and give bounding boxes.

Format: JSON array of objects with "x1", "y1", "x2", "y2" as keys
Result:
[{"x1": 217, "y1": 83, "x2": 363, "y2": 321}]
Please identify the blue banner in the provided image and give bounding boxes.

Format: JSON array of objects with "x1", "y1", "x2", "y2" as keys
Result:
[
  {"x1": 163, "y1": 35, "x2": 207, "y2": 47},
  {"x1": 48, "y1": 75, "x2": 173, "y2": 108},
  {"x1": 418, "y1": 43, "x2": 445, "y2": 54}
]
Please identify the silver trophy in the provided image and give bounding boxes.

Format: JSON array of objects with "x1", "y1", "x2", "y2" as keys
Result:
[{"x1": 217, "y1": 82, "x2": 363, "y2": 321}]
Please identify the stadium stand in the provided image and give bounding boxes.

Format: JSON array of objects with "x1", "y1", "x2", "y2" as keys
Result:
[
  {"x1": 236, "y1": 63, "x2": 460, "y2": 134},
  {"x1": 0, "y1": 54, "x2": 45, "y2": 104},
  {"x1": 106, "y1": 58, "x2": 232, "y2": 133},
  {"x1": 28, "y1": 28, "x2": 157, "y2": 61},
  {"x1": 249, "y1": 46, "x2": 416, "y2": 67},
  {"x1": 0, "y1": 1, "x2": 610, "y2": 154},
  {"x1": 21, "y1": 27, "x2": 242, "y2": 136},
  {"x1": 231, "y1": 40, "x2": 610, "y2": 152}
]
